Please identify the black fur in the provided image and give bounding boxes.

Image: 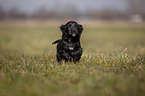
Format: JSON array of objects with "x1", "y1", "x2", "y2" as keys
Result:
[
  {"x1": 53, "y1": 21, "x2": 83, "y2": 62},
  {"x1": 53, "y1": 39, "x2": 82, "y2": 62}
]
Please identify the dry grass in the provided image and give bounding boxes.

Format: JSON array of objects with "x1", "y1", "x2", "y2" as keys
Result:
[{"x1": 0, "y1": 21, "x2": 145, "y2": 96}]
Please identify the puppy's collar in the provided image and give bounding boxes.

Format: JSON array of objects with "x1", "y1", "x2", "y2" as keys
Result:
[{"x1": 63, "y1": 40, "x2": 70, "y2": 45}]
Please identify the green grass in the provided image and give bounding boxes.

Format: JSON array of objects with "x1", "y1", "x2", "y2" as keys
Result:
[{"x1": 0, "y1": 23, "x2": 145, "y2": 96}]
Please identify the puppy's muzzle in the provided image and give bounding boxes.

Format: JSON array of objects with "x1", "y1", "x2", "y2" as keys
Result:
[{"x1": 71, "y1": 28, "x2": 77, "y2": 37}]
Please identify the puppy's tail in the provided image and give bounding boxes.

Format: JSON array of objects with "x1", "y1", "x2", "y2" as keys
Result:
[{"x1": 52, "y1": 39, "x2": 61, "y2": 45}]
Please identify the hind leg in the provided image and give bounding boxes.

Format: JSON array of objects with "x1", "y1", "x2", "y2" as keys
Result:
[{"x1": 57, "y1": 53, "x2": 62, "y2": 62}]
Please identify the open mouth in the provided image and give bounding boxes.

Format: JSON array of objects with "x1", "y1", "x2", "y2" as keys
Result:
[
  {"x1": 72, "y1": 34, "x2": 76, "y2": 37},
  {"x1": 69, "y1": 47, "x2": 74, "y2": 50}
]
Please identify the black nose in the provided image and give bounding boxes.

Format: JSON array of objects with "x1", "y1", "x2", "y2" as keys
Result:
[{"x1": 71, "y1": 28, "x2": 76, "y2": 32}]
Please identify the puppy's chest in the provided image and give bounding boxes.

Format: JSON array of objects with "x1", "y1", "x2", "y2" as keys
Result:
[
  {"x1": 67, "y1": 37, "x2": 79, "y2": 43},
  {"x1": 64, "y1": 42, "x2": 79, "y2": 51}
]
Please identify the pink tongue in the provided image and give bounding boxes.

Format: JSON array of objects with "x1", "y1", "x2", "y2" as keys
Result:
[
  {"x1": 72, "y1": 34, "x2": 76, "y2": 36},
  {"x1": 69, "y1": 47, "x2": 74, "y2": 50}
]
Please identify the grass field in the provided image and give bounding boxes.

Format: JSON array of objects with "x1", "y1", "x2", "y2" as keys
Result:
[{"x1": 0, "y1": 22, "x2": 145, "y2": 96}]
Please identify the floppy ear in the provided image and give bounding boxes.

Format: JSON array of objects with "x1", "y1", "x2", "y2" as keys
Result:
[
  {"x1": 60, "y1": 24, "x2": 66, "y2": 33},
  {"x1": 62, "y1": 33, "x2": 68, "y2": 40},
  {"x1": 78, "y1": 24, "x2": 83, "y2": 33}
]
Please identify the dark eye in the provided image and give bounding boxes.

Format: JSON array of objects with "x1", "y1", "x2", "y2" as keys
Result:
[
  {"x1": 74, "y1": 24, "x2": 77, "y2": 26},
  {"x1": 67, "y1": 24, "x2": 71, "y2": 27}
]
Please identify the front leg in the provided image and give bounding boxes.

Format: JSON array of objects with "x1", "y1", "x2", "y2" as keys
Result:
[
  {"x1": 72, "y1": 48, "x2": 83, "y2": 62},
  {"x1": 62, "y1": 51, "x2": 72, "y2": 62}
]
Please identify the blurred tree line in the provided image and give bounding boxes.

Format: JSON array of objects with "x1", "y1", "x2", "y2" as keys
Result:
[{"x1": 0, "y1": 0, "x2": 145, "y2": 21}]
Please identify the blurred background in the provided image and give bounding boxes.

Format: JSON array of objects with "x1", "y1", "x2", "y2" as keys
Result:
[
  {"x1": 0, "y1": 0, "x2": 145, "y2": 23},
  {"x1": 0, "y1": 1, "x2": 145, "y2": 96},
  {"x1": 0, "y1": 0, "x2": 145, "y2": 56}
]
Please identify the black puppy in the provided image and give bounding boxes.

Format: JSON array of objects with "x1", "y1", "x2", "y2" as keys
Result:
[
  {"x1": 53, "y1": 21, "x2": 83, "y2": 62},
  {"x1": 52, "y1": 39, "x2": 83, "y2": 62}
]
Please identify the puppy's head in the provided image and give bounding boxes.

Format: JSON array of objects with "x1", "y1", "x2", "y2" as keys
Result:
[{"x1": 60, "y1": 21, "x2": 83, "y2": 37}]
